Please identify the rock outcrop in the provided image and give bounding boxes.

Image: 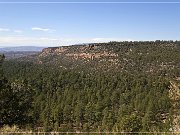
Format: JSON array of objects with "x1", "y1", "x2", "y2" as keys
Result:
[{"x1": 41, "y1": 44, "x2": 118, "y2": 60}]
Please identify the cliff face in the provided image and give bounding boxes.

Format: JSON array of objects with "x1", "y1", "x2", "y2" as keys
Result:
[
  {"x1": 42, "y1": 47, "x2": 59, "y2": 54},
  {"x1": 32, "y1": 41, "x2": 180, "y2": 73},
  {"x1": 42, "y1": 44, "x2": 96, "y2": 53},
  {"x1": 41, "y1": 44, "x2": 118, "y2": 60}
]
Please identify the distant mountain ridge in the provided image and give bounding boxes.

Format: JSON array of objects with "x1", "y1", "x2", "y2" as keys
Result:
[{"x1": 0, "y1": 46, "x2": 45, "y2": 52}]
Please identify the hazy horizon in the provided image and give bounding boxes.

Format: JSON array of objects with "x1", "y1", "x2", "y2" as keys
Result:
[{"x1": 1, "y1": 39, "x2": 179, "y2": 48}]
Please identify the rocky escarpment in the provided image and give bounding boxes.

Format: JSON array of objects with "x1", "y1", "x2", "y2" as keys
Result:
[
  {"x1": 29, "y1": 41, "x2": 180, "y2": 73},
  {"x1": 42, "y1": 47, "x2": 67, "y2": 54},
  {"x1": 41, "y1": 44, "x2": 118, "y2": 60}
]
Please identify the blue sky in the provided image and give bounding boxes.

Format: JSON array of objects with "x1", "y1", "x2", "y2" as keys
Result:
[{"x1": 0, "y1": 0, "x2": 180, "y2": 47}]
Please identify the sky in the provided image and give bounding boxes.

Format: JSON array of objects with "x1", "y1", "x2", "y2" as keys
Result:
[{"x1": 0, "y1": 0, "x2": 180, "y2": 47}]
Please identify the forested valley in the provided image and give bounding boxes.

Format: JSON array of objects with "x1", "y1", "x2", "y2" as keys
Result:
[{"x1": 1, "y1": 41, "x2": 180, "y2": 133}]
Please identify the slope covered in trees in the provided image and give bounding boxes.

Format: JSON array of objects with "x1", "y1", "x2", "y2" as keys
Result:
[
  {"x1": 1, "y1": 41, "x2": 180, "y2": 133},
  {"x1": 0, "y1": 55, "x2": 34, "y2": 129}
]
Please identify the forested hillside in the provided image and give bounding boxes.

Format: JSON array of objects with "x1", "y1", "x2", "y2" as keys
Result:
[{"x1": 1, "y1": 41, "x2": 180, "y2": 133}]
